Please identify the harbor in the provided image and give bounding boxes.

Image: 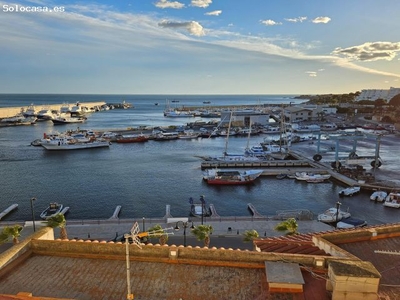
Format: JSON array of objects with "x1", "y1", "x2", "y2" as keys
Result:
[{"x1": 0, "y1": 94, "x2": 399, "y2": 230}]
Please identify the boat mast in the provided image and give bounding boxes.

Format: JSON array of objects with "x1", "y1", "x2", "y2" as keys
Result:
[{"x1": 223, "y1": 111, "x2": 234, "y2": 157}]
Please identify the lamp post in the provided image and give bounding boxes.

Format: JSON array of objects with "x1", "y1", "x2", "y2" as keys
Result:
[
  {"x1": 335, "y1": 201, "x2": 341, "y2": 227},
  {"x1": 30, "y1": 197, "x2": 36, "y2": 232},
  {"x1": 200, "y1": 195, "x2": 206, "y2": 225},
  {"x1": 174, "y1": 221, "x2": 194, "y2": 247},
  {"x1": 142, "y1": 217, "x2": 145, "y2": 232}
]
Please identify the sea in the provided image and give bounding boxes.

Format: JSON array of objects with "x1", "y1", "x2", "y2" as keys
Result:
[{"x1": 0, "y1": 94, "x2": 399, "y2": 226}]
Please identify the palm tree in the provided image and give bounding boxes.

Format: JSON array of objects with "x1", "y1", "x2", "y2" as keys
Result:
[
  {"x1": 147, "y1": 224, "x2": 169, "y2": 245},
  {"x1": 243, "y1": 229, "x2": 259, "y2": 242},
  {"x1": 191, "y1": 224, "x2": 213, "y2": 247},
  {"x1": 274, "y1": 218, "x2": 299, "y2": 235},
  {"x1": 44, "y1": 213, "x2": 68, "y2": 239},
  {"x1": 0, "y1": 225, "x2": 23, "y2": 245}
]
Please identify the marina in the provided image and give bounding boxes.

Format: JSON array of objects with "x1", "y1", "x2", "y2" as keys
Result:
[{"x1": 0, "y1": 94, "x2": 399, "y2": 228}]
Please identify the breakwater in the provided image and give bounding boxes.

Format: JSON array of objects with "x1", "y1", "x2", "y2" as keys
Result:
[{"x1": 0, "y1": 102, "x2": 106, "y2": 118}]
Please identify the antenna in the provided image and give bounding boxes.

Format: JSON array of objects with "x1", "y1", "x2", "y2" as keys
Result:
[{"x1": 374, "y1": 250, "x2": 400, "y2": 256}]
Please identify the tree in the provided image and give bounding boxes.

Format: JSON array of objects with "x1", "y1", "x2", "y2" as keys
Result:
[
  {"x1": 191, "y1": 224, "x2": 213, "y2": 247},
  {"x1": 0, "y1": 225, "x2": 23, "y2": 245},
  {"x1": 274, "y1": 218, "x2": 299, "y2": 235},
  {"x1": 44, "y1": 213, "x2": 68, "y2": 239},
  {"x1": 243, "y1": 229, "x2": 259, "y2": 242},
  {"x1": 147, "y1": 224, "x2": 168, "y2": 245}
]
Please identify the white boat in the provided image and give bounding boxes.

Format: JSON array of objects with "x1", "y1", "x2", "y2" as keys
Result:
[
  {"x1": 52, "y1": 116, "x2": 86, "y2": 125},
  {"x1": 178, "y1": 130, "x2": 199, "y2": 139},
  {"x1": 291, "y1": 123, "x2": 321, "y2": 133},
  {"x1": 370, "y1": 190, "x2": 387, "y2": 202},
  {"x1": 23, "y1": 104, "x2": 37, "y2": 117},
  {"x1": 383, "y1": 192, "x2": 400, "y2": 208},
  {"x1": 41, "y1": 136, "x2": 110, "y2": 150},
  {"x1": 40, "y1": 202, "x2": 64, "y2": 220},
  {"x1": 317, "y1": 207, "x2": 351, "y2": 223},
  {"x1": 70, "y1": 102, "x2": 86, "y2": 116},
  {"x1": 336, "y1": 217, "x2": 367, "y2": 229},
  {"x1": 203, "y1": 169, "x2": 263, "y2": 185},
  {"x1": 295, "y1": 172, "x2": 331, "y2": 181},
  {"x1": 339, "y1": 186, "x2": 361, "y2": 197},
  {"x1": 153, "y1": 132, "x2": 179, "y2": 141},
  {"x1": 37, "y1": 108, "x2": 56, "y2": 120}
]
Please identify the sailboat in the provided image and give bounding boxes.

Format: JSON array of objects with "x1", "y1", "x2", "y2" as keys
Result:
[
  {"x1": 262, "y1": 107, "x2": 291, "y2": 160},
  {"x1": 202, "y1": 111, "x2": 262, "y2": 162}
]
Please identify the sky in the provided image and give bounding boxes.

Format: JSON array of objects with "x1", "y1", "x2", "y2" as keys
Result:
[{"x1": 1, "y1": 0, "x2": 400, "y2": 95}]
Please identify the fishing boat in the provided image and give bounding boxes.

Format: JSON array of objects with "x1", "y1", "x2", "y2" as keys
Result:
[
  {"x1": 116, "y1": 134, "x2": 149, "y2": 143},
  {"x1": 317, "y1": 206, "x2": 351, "y2": 223},
  {"x1": 203, "y1": 169, "x2": 263, "y2": 185},
  {"x1": 41, "y1": 136, "x2": 110, "y2": 150},
  {"x1": 339, "y1": 186, "x2": 361, "y2": 197},
  {"x1": 40, "y1": 202, "x2": 64, "y2": 220},
  {"x1": 295, "y1": 172, "x2": 331, "y2": 181},
  {"x1": 370, "y1": 190, "x2": 387, "y2": 202},
  {"x1": 383, "y1": 192, "x2": 400, "y2": 208},
  {"x1": 52, "y1": 116, "x2": 86, "y2": 125},
  {"x1": 336, "y1": 217, "x2": 367, "y2": 229}
]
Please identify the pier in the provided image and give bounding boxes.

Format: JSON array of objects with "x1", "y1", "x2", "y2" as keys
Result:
[
  {"x1": 209, "y1": 204, "x2": 220, "y2": 218},
  {"x1": 109, "y1": 206, "x2": 121, "y2": 219},
  {"x1": 0, "y1": 101, "x2": 106, "y2": 118},
  {"x1": 0, "y1": 204, "x2": 18, "y2": 220},
  {"x1": 247, "y1": 203, "x2": 265, "y2": 218}
]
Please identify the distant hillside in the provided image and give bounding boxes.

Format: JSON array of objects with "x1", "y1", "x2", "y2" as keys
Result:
[{"x1": 294, "y1": 92, "x2": 360, "y2": 105}]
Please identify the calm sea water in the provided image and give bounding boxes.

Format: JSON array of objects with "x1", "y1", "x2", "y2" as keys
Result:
[{"x1": 1, "y1": 94, "x2": 399, "y2": 225}]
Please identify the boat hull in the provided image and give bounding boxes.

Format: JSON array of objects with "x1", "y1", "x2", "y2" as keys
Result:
[{"x1": 42, "y1": 141, "x2": 110, "y2": 150}]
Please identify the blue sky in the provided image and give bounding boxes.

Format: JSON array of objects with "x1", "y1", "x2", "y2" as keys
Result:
[{"x1": 1, "y1": 0, "x2": 400, "y2": 94}]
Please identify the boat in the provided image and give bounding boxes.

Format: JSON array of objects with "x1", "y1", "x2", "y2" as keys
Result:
[
  {"x1": 317, "y1": 206, "x2": 351, "y2": 223},
  {"x1": 339, "y1": 186, "x2": 361, "y2": 197},
  {"x1": 41, "y1": 136, "x2": 110, "y2": 150},
  {"x1": 178, "y1": 130, "x2": 199, "y2": 139},
  {"x1": 52, "y1": 116, "x2": 86, "y2": 125},
  {"x1": 203, "y1": 169, "x2": 263, "y2": 185},
  {"x1": 276, "y1": 173, "x2": 287, "y2": 179},
  {"x1": 116, "y1": 134, "x2": 149, "y2": 143},
  {"x1": 40, "y1": 202, "x2": 64, "y2": 220},
  {"x1": 369, "y1": 190, "x2": 387, "y2": 202},
  {"x1": 189, "y1": 196, "x2": 211, "y2": 217},
  {"x1": 153, "y1": 132, "x2": 179, "y2": 141},
  {"x1": 383, "y1": 192, "x2": 400, "y2": 208},
  {"x1": 336, "y1": 217, "x2": 367, "y2": 229},
  {"x1": 295, "y1": 172, "x2": 331, "y2": 181}
]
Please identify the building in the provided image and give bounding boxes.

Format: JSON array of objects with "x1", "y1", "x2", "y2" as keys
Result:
[
  {"x1": 220, "y1": 110, "x2": 270, "y2": 127},
  {"x1": 284, "y1": 105, "x2": 337, "y2": 123},
  {"x1": 1, "y1": 222, "x2": 399, "y2": 299},
  {"x1": 355, "y1": 87, "x2": 400, "y2": 101}
]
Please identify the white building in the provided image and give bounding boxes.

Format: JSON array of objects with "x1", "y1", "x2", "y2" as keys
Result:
[{"x1": 355, "y1": 87, "x2": 400, "y2": 101}]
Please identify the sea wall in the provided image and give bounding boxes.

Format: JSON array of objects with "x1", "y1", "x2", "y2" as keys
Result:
[{"x1": 0, "y1": 102, "x2": 106, "y2": 118}]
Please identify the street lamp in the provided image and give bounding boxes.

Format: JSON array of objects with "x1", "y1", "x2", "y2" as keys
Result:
[
  {"x1": 174, "y1": 221, "x2": 194, "y2": 247},
  {"x1": 142, "y1": 217, "x2": 145, "y2": 232},
  {"x1": 30, "y1": 197, "x2": 36, "y2": 232},
  {"x1": 335, "y1": 201, "x2": 341, "y2": 227},
  {"x1": 200, "y1": 195, "x2": 206, "y2": 225}
]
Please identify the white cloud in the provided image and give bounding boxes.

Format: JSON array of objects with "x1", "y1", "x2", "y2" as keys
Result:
[
  {"x1": 155, "y1": 0, "x2": 185, "y2": 9},
  {"x1": 260, "y1": 19, "x2": 282, "y2": 26},
  {"x1": 306, "y1": 71, "x2": 317, "y2": 77},
  {"x1": 312, "y1": 17, "x2": 331, "y2": 24},
  {"x1": 191, "y1": 0, "x2": 212, "y2": 8},
  {"x1": 332, "y1": 41, "x2": 400, "y2": 61},
  {"x1": 285, "y1": 17, "x2": 307, "y2": 23},
  {"x1": 205, "y1": 10, "x2": 222, "y2": 16},
  {"x1": 158, "y1": 20, "x2": 205, "y2": 36}
]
